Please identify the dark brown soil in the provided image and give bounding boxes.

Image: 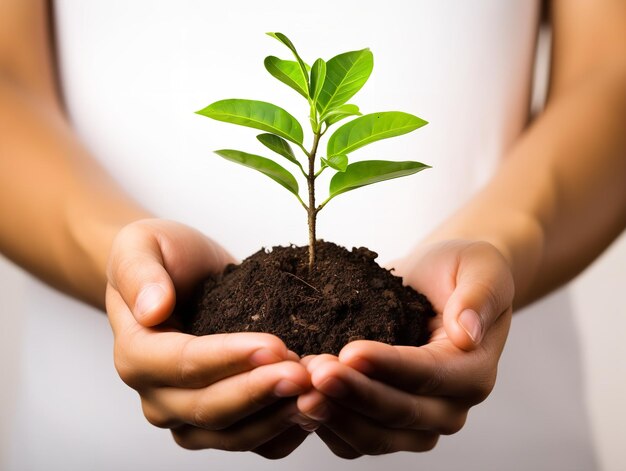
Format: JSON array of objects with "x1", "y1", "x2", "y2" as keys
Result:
[{"x1": 183, "y1": 241, "x2": 435, "y2": 356}]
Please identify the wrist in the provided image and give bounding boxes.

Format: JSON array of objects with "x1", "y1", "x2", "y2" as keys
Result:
[{"x1": 64, "y1": 189, "x2": 151, "y2": 309}]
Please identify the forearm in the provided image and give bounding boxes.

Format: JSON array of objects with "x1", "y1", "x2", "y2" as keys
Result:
[
  {"x1": 0, "y1": 77, "x2": 150, "y2": 309},
  {"x1": 424, "y1": 67, "x2": 626, "y2": 309}
]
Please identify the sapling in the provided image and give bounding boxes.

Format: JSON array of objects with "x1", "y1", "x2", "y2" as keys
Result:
[{"x1": 197, "y1": 32, "x2": 429, "y2": 270}]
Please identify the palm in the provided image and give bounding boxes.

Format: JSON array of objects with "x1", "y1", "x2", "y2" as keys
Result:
[
  {"x1": 297, "y1": 239, "x2": 514, "y2": 457},
  {"x1": 106, "y1": 220, "x2": 311, "y2": 458}
]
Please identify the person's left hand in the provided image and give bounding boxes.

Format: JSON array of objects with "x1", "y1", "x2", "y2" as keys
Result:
[{"x1": 295, "y1": 240, "x2": 514, "y2": 458}]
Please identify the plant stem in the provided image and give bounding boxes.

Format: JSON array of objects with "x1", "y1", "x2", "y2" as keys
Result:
[{"x1": 307, "y1": 131, "x2": 321, "y2": 270}]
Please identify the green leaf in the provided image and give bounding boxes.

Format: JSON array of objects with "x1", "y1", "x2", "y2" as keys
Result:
[
  {"x1": 215, "y1": 149, "x2": 300, "y2": 196},
  {"x1": 197, "y1": 99, "x2": 304, "y2": 145},
  {"x1": 329, "y1": 160, "x2": 430, "y2": 199},
  {"x1": 321, "y1": 154, "x2": 348, "y2": 172},
  {"x1": 266, "y1": 32, "x2": 309, "y2": 92},
  {"x1": 321, "y1": 104, "x2": 362, "y2": 126},
  {"x1": 309, "y1": 58, "x2": 326, "y2": 104},
  {"x1": 264, "y1": 56, "x2": 309, "y2": 99},
  {"x1": 327, "y1": 112, "x2": 427, "y2": 156},
  {"x1": 256, "y1": 133, "x2": 302, "y2": 169},
  {"x1": 316, "y1": 49, "x2": 373, "y2": 117}
]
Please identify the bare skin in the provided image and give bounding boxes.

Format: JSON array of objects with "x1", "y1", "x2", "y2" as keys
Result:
[
  {"x1": 295, "y1": 0, "x2": 626, "y2": 456},
  {"x1": 1, "y1": 0, "x2": 625, "y2": 459}
]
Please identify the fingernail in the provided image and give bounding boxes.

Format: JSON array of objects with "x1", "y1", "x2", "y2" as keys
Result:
[
  {"x1": 459, "y1": 309, "x2": 482, "y2": 343},
  {"x1": 319, "y1": 377, "x2": 348, "y2": 398},
  {"x1": 135, "y1": 284, "x2": 165, "y2": 319},
  {"x1": 274, "y1": 380, "x2": 305, "y2": 397},
  {"x1": 250, "y1": 348, "x2": 283, "y2": 367},
  {"x1": 290, "y1": 413, "x2": 320, "y2": 432}
]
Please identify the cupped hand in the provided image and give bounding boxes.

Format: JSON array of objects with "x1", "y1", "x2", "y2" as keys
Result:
[
  {"x1": 106, "y1": 219, "x2": 311, "y2": 458},
  {"x1": 296, "y1": 240, "x2": 514, "y2": 458}
]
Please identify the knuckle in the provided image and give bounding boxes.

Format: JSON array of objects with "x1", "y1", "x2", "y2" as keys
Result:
[
  {"x1": 113, "y1": 344, "x2": 141, "y2": 388},
  {"x1": 113, "y1": 255, "x2": 139, "y2": 285},
  {"x1": 419, "y1": 350, "x2": 447, "y2": 393},
  {"x1": 356, "y1": 434, "x2": 394, "y2": 456},
  {"x1": 334, "y1": 451, "x2": 361, "y2": 460},
  {"x1": 328, "y1": 447, "x2": 361, "y2": 460},
  {"x1": 255, "y1": 332, "x2": 287, "y2": 353},
  {"x1": 389, "y1": 397, "x2": 422, "y2": 428},
  {"x1": 254, "y1": 447, "x2": 295, "y2": 460},
  {"x1": 473, "y1": 279, "x2": 502, "y2": 321},
  {"x1": 171, "y1": 429, "x2": 200, "y2": 450},
  {"x1": 440, "y1": 411, "x2": 467, "y2": 435},
  {"x1": 404, "y1": 398, "x2": 423, "y2": 428},
  {"x1": 220, "y1": 334, "x2": 244, "y2": 371},
  {"x1": 191, "y1": 404, "x2": 223, "y2": 430},
  {"x1": 467, "y1": 369, "x2": 497, "y2": 404},
  {"x1": 422, "y1": 367, "x2": 445, "y2": 393},
  {"x1": 176, "y1": 340, "x2": 201, "y2": 385},
  {"x1": 480, "y1": 375, "x2": 497, "y2": 399},
  {"x1": 141, "y1": 400, "x2": 172, "y2": 429},
  {"x1": 218, "y1": 434, "x2": 255, "y2": 452},
  {"x1": 105, "y1": 253, "x2": 118, "y2": 284},
  {"x1": 419, "y1": 433, "x2": 440, "y2": 452},
  {"x1": 106, "y1": 230, "x2": 131, "y2": 280},
  {"x1": 189, "y1": 396, "x2": 233, "y2": 431},
  {"x1": 245, "y1": 369, "x2": 275, "y2": 408}
]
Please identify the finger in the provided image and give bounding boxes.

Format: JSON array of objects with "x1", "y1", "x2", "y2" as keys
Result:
[
  {"x1": 252, "y1": 427, "x2": 311, "y2": 459},
  {"x1": 171, "y1": 400, "x2": 303, "y2": 452},
  {"x1": 339, "y1": 340, "x2": 496, "y2": 401},
  {"x1": 307, "y1": 400, "x2": 440, "y2": 455},
  {"x1": 146, "y1": 361, "x2": 310, "y2": 430},
  {"x1": 107, "y1": 223, "x2": 176, "y2": 326},
  {"x1": 287, "y1": 350, "x2": 300, "y2": 362},
  {"x1": 297, "y1": 388, "x2": 330, "y2": 422},
  {"x1": 107, "y1": 220, "x2": 233, "y2": 326},
  {"x1": 108, "y1": 293, "x2": 290, "y2": 388},
  {"x1": 300, "y1": 355, "x2": 316, "y2": 367},
  {"x1": 443, "y1": 242, "x2": 514, "y2": 350},
  {"x1": 305, "y1": 353, "x2": 338, "y2": 370},
  {"x1": 315, "y1": 427, "x2": 362, "y2": 459},
  {"x1": 308, "y1": 360, "x2": 467, "y2": 435}
]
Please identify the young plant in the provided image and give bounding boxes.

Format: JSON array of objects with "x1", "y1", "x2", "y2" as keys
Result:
[{"x1": 197, "y1": 33, "x2": 429, "y2": 270}]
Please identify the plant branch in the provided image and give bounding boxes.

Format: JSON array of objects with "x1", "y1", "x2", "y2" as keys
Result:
[
  {"x1": 315, "y1": 195, "x2": 332, "y2": 214},
  {"x1": 298, "y1": 143, "x2": 310, "y2": 158},
  {"x1": 295, "y1": 193, "x2": 308, "y2": 211},
  {"x1": 298, "y1": 165, "x2": 309, "y2": 180}
]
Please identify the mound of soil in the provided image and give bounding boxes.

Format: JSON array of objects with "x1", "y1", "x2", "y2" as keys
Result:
[{"x1": 184, "y1": 241, "x2": 434, "y2": 356}]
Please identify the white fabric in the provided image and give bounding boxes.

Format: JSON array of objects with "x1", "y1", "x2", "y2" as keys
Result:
[{"x1": 2, "y1": 1, "x2": 598, "y2": 469}]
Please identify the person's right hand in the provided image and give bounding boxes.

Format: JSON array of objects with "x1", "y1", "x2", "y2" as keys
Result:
[{"x1": 106, "y1": 219, "x2": 311, "y2": 458}]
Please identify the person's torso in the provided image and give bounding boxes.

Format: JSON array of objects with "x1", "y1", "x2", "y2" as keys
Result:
[
  {"x1": 54, "y1": 0, "x2": 538, "y2": 261},
  {"x1": 2, "y1": 2, "x2": 599, "y2": 470}
]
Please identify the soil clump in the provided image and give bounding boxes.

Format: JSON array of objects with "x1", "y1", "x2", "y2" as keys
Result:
[{"x1": 185, "y1": 241, "x2": 434, "y2": 356}]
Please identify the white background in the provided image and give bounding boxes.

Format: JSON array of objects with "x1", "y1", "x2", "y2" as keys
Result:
[{"x1": 1, "y1": 1, "x2": 624, "y2": 469}]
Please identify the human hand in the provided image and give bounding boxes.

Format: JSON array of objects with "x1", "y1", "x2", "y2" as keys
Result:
[
  {"x1": 296, "y1": 240, "x2": 514, "y2": 458},
  {"x1": 106, "y1": 219, "x2": 311, "y2": 458}
]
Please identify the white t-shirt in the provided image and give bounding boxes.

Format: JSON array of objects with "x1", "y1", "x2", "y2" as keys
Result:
[{"x1": 2, "y1": 1, "x2": 599, "y2": 470}]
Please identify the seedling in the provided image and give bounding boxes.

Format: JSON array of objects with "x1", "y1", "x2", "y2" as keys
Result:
[{"x1": 197, "y1": 33, "x2": 429, "y2": 270}]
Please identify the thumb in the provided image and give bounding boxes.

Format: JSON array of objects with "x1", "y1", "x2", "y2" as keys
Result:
[
  {"x1": 442, "y1": 242, "x2": 514, "y2": 351},
  {"x1": 107, "y1": 225, "x2": 176, "y2": 327}
]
